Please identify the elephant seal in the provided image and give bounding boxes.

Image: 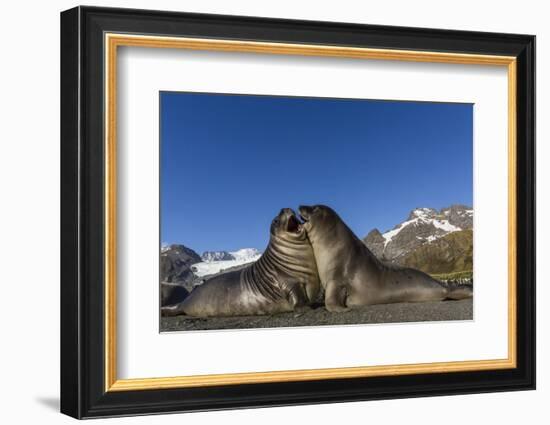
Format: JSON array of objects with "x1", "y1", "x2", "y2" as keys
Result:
[
  {"x1": 298, "y1": 205, "x2": 473, "y2": 312},
  {"x1": 161, "y1": 282, "x2": 190, "y2": 307},
  {"x1": 161, "y1": 208, "x2": 320, "y2": 317}
]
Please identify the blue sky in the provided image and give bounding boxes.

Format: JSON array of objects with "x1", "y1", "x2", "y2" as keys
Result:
[{"x1": 161, "y1": 92, "x2": 472, "y2": 253}]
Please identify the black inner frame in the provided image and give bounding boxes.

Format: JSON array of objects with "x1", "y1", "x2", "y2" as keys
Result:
[{"x1": 60, "y1": 6, "x2": 535, "y2": 419}]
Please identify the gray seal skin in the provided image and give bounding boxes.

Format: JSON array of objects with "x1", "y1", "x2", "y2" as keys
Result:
[
  {"x1": 298, "y1": 205, "x2": 473, "y2": 312},
  {"x1": 161, "y1": 282, "x2": 189, "y2": 307},
  {"x1": 161, "y1": 208, "x2": 320, "y2": 317}
]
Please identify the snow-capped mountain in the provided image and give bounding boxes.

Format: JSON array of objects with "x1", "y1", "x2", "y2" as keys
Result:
[
  {"x1": 201, "y1": 248, "x2": 261, "y2": 263},
  {"x1": 201, "y1": 251, "x2": 234, "y2": 262},
  {"x1": 192, "y1": 248, "x2": 262, "y2": 277},
  {"x1": 160, "y1": 245, "x2": 262, "y2": 289},
  {"x1": 229, "y1": 248, "x2": 261, "y2": 262},
  {"x1": 364, "y1": 205, "x2": 473, "y2": 263}
]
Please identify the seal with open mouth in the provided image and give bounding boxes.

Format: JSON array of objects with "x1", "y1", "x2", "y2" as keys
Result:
[
  {"x1": 299, "y1": 204, "x2": 473, "y2": 312},
  {"x1": 161, "y1": 208, "x2": 320, "y2": 317}
]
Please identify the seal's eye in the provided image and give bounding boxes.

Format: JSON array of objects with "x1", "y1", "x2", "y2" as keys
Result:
[{"x1": 273, "y1": 219, "x2": 280, "y2": 225}]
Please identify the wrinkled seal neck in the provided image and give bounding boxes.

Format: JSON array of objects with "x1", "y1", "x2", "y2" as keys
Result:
[{"x1": 247, "y1": 232, "x2": 317, "y2": 290}]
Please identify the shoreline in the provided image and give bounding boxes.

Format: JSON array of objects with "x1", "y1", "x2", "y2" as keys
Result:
[{"x1": 160, "y1": 298, "x2": 473, "y2": 332}]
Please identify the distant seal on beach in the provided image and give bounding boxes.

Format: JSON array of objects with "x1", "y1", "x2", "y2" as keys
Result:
[
  {"x1": 161, "y1": 208, "x2": 320, "y2": 317},
  {"x1": 161, "y1": 282, "x2": 190, "y2": 307},
  {"x1": 298, "y1": 205, "x2": 473, "y2": 312}
]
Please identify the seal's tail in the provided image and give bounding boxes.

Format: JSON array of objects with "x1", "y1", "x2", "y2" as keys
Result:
[
  {"x1": 445, "y1": 283, "x2": 473, "y2": 300},
  {"x1": 161, "y1": 302, "x2": 187, "y2": 317}
]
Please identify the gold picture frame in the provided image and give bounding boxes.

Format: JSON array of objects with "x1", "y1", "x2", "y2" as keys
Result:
[{"x1": 104, "y1": 33, "x2": 518, "y2": 392}]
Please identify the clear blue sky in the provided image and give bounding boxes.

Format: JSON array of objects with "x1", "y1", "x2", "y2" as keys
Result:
[{"x1": 161, "y1": 92, "x2": 472, "y2": 253}]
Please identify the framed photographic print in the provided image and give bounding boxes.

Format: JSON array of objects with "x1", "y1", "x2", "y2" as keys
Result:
[{"x1": 60, "y1": 6, "x2": 535, "y2": 419}]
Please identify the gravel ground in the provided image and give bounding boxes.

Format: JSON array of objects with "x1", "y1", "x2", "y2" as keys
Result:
[{"x1": 160, "y1": 298, "x2": 473, "y2": 332}]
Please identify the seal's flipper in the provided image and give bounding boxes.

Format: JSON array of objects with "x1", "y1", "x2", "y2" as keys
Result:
[
  {"x1": 161, "y1": 302, "x2": 187, "y2": 317},
  {"x1": 445, "y1": 284, "x2": 473, "y2": 300},
  {"x1": 325, "y1": 281, "x2": 350, "y2": 313},
  {"x1": 287, "y1": 283, "x2": 309, "y2": 309}
]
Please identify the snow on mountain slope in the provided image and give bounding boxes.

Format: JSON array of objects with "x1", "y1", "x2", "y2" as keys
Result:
[
  {"x1": 192, "y1": 248, "x2": 262, "y2": 277},
  {"x1": 431, "y1": 219, "x2": 461, "y2": 233},
  {"x1": 382, "y1": 217, "x2": 419, "y2": 247},
  {"x1": 364, "y1": 205, "x2": 473, "y2": 262},
  {"x1": 381, "y1": 207, "x2": 465, "y2": 247},
  {"x1": 230, "y1": 248, "x2": 261, "y2": 262},
  {"x1": 201, "y1": 251, "x2": 234, "y2": 262}
]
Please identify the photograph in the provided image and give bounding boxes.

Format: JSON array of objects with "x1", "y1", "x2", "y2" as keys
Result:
[{"x1": 159, "y1": 92, "x2": 474, "y2": 331}]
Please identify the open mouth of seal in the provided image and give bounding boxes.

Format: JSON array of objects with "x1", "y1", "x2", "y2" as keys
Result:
[{"x1": 286, "y1": 214, "x2": 302, "y2": 233}]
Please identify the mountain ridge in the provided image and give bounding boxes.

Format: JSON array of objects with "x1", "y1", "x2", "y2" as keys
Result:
[
  {"x1": 363, "y1": 205, "x2": 473, "y2": 277},
  {"x1": 161, "y1": 245, "x2": 261, "y2": 291}
]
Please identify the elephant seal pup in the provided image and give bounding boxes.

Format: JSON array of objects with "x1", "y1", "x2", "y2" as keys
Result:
[
  {"x1": 298, "y1": 205, "x2": 473, "y2": 312},
  {"x1": 161, "y1": 282, "x2": 190, "y2": 307},
  {"x1": 161, "y1": 208, "x2": 320, "y2": 317}
]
